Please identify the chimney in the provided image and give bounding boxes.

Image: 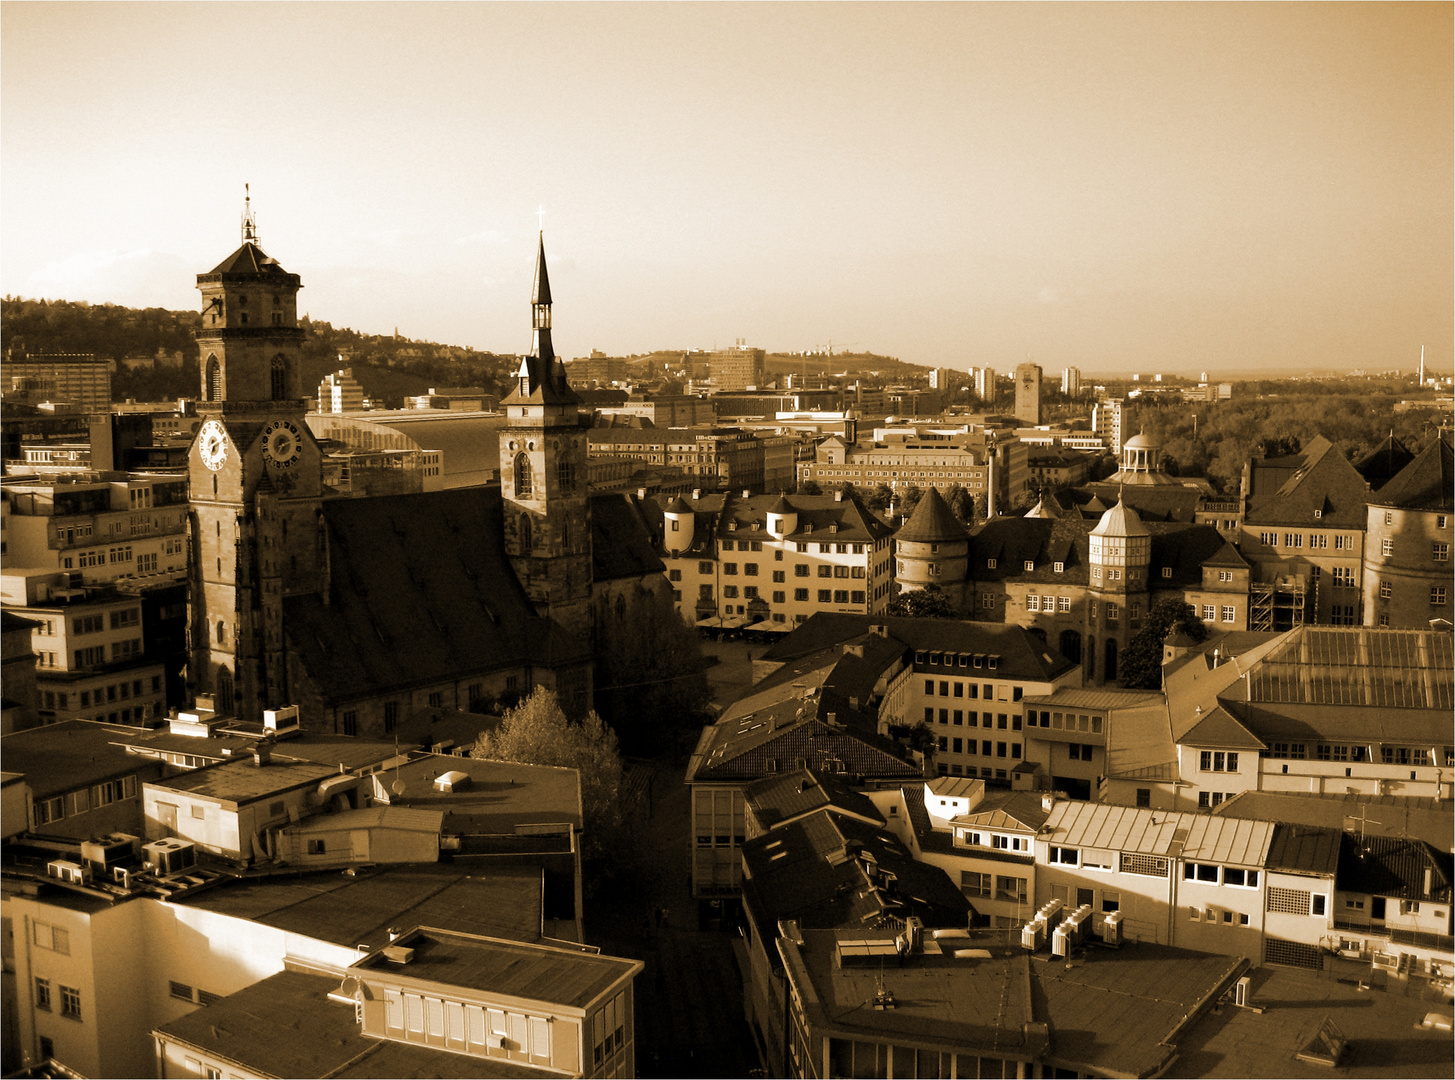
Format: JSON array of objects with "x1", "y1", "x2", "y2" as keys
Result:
[
  {"x1": 835, "y1": 487, "x2": 845, "y2": 502},
  {"x1": 692, "y1": 488, "x2": 701, "y2": 500},
  {"x1": 1041, "y1": 794, "x2": 1054, "y2": 811},
  {"x1": 253, "y1": 745, "x2": 271, "y2": 767},
  {"x1": 743, "y1": 489, "x2": 751, "y2": 498},
  {"x1": 637, "y1": 487, "x2": 648, "y2": 500}
]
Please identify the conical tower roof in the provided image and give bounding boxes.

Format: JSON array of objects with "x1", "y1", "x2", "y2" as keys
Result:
[
  {"x1": 768, "y1": 495, "x2": 796, "y2": 516},
  {"x1": 532, "y1": 231, "x2": 552, "y2": 306},
  {"x1": 1090, "y1": 498, "x2": 1150, "y2": 537},
  {"x1": 1372, "y1": 432, "x2": 1453, "y2": 511},
  {"x1": 896, "y1": 486, "x2": 969, "y2": 542}
]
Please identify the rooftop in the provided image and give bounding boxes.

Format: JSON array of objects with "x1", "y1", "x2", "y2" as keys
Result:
[
  {"x1": 1045, "y1": 802, "x2": 1275, "y2": 866},
  {"x1": 353, "y1": 927, "x2": 640, "y2": 1011},
  {"x1": 148, "y1": 758, "x2": 338, "y2": 805},
  {"x1": 2, "y1": 719, "x2": 161, "y2": 799}
]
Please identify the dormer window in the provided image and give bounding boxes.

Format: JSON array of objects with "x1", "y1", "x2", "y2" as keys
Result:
[
  {"x1": 1024, "y1": 560, "x2": 1035, "y2": 571},
  {"x1": 1314, "y1": 509, "x2": 1322, "y2": 519},
  {"x1": 729, "y1": 521, "x2": 738, "y2": 530},
  {"x1": 1053, "y1": 561, "x2": 1064, "y2": 573},
  {"x1": 987, "y1": 558, "x2": 997, "y2": 569},
  {"x1": 1162, "y1": 567, "x2": 1172, "y2": 578}
]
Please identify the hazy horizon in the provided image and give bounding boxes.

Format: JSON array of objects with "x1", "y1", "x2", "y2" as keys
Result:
[{"x1": 3, "y1": 3, "x2": 1450, "y2": 376}]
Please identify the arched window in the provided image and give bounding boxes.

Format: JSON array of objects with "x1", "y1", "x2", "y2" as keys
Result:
[
  {"x1": 205, "y1": 356, "x2": 222, "y2": 401},
  {"x1": 270, "y1": 356, "x2": 288, "y2": 400},
  {"x1": 1058, "y1": 629, "x2": 1083, "y2": 664},
  {"x1": 514, "y1": 453, "x2": 532, "y2": 497},
  {"x1": 519, "y1": 514, "x2": 532, "y2": 552},
  {"x1": 1104, "y1": 639, "x2": 1118, "y2": 683},
  {"x1": 216, "y1": 620, "x2": 227, "y2": 645}
]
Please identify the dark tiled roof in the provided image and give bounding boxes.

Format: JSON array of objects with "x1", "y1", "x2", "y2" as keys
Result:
[
  {"x1": 206, "y1": 241, "x2": 294, "y2": 277},
  {"x1": 743, "y1": 768, "x2": 885, "y2": 831},
  {"x1": 1178, "y1": 707, "x2": 1265, "y2": 750},
  {"x1": 689, "y1": 716, "x2": 923, "y2": 784},
  {"x1": 714, "y1": 491, "x2": 894, "y2": 544},
  {"x1": 1337, "y1": 835, "x2": 1453, "y2": 903},
  {"x1": 896, "y1": 487, "x2": 969, "y2": 543},
  {"x1": 283, "y1": 488, "x2": 589, "y2": 706},
  {"x1": 1075, "y1": 484, "x2": 1202, "y2": 523},
  {"x1": 1369, "y1": 433, "x2": 1453, "y2": 511},
  {"x1": 2, "y1": 719, "x2": 160, "y2": 799},
  {"x1": 1243, "y1": 435, "x2": 1371, "y2": 527},
  {"x1": 1200, "y1": 539, "x2": 1250, "y2": 569},
  {"x1": 591, "y1": 493, "x2": 665, "y2": 580},
  {"x1": 1214, "y1": 791, "x2": 1453, "y2": 852},
  {"x1": 1355, "y1": 433, "x2": 1416, "y2": 491}
]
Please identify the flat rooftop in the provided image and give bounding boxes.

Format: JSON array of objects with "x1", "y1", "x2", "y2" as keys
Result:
[
  {"x1": 355, "y1": 927, "x2": 641, "y2": 1011},
  {"x1": 148, "y1": 758, "x2": 338, "y2": 805},
  {"x1": 3, "y1": 719, "x2": 159, "y2": 798},
  {"x1": 176, "y1": 863, "x2": 546, "y2": 951},
  {"x1": 377, "y1": 755, "x2": 582, "y2": 834},
  {"x1": 154, "y1": 969, "x2": 556, "y2": 1079}
]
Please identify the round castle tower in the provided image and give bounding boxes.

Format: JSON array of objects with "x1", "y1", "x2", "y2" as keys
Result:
[{"x1": 894, "y1": 487, "x2": 970, "y2": 600}]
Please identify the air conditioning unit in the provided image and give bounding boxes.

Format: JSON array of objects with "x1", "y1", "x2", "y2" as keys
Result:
[
  {"x1": 1103, "y1": 910, "x2": 1122, "y2": 945},
  {"x1": 1234, "y1": 976, "x2": 1252, "y2": 1008},
  {"x1": 46, "y1": 860, "x2": 91, "y2": 885},
  {"x1": 1051, "y1": 924, "x2": 1069, "y2": 958},
  {"x1": 1022, "y1": 919, "x2": 1045, "y2": 952}
]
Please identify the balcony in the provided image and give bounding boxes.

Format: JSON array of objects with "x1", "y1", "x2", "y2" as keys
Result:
[{"x1": 1334, "y1": 917, "x2": 1454, "y2": 954}]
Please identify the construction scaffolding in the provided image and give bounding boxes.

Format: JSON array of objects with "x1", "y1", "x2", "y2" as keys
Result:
[{"x1": 1250, "y1": 575, "x2": 1309, "y2": 632}]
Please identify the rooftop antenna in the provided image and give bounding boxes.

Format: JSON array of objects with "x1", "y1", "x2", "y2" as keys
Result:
[
  {"x1": 1346, "y1": 804, "x2": 1382, "y2": 845},
  {"x1": 241, "y1": 184, "x2": 258, "y2": 245}
]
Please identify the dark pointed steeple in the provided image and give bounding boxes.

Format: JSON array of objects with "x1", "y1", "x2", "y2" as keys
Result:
[
  {"x1": 241, "y1": 183, "x2": 258, "y2": 245},
  {"x1": 503, "y1": 232, "x2": 580, "y2": 407}
]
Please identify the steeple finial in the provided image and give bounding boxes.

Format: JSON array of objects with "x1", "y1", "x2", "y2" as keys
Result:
[
  {"x1": 241, "y1": 183, "x2": 258, "y2": 245},
  {"x1": 531, "y1": 231, "x2": 554, "y2": 371}
]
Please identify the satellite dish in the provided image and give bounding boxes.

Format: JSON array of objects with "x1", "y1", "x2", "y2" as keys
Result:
[{"x1": 391, "y1": 779, "x2": 405, "y2": 796}]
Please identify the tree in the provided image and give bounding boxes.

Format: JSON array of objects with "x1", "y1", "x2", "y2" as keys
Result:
[
  {"x1": 943, "y1": 484, "x2": 975, "y2": 524},
  {"x1": 796, "y1": 478, "x2": 822, "y2": 496},
  {"x1": 593, "y1": 583, "x2": 712, "y2": 755},
  {"x1": 1117, "y1": 598, "x2": 1210, "y2": 690},
  {"x1": 897, "y1": 484, "x2": 925, "y2": 519},
  {"x1": 883, "y1": 585, "x2": 960, "y2": 619},
  {"x1": 864, "y1": 482, "x2": 896, "y2": 514},
  {"x1": 472, "y1": 687, "x2": 624, "y2": 855}
]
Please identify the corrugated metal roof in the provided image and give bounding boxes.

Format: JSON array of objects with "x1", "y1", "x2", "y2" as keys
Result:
[
  {"x1": 1045, "y1": 803, "x2": 1274, "y2": 866},
  {"x1": 1023, "y1": 687, "x2": 1164, "y2": 711}
]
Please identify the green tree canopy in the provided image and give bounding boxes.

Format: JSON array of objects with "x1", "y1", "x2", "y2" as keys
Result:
[
  {"x1": 1117, "y1": 598, "x2": 1211, "y2": 690},
  {"x1": 864, "y1": 482, "x2": 895, "y2": 514},
  {"x1": 472, "y1": 687, "x2": 623, "y2": 854},
  {"x1": 882, "y1": 585, "x2": 960, "y2": 619},
  {"x1": 897, "y1": 484, "x2": 925, "y2": 519},
  {"x1": 943, "y1": 484, "x2": 975, "y2": 524}
]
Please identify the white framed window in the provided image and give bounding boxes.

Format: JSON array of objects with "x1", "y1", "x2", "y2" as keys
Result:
[
  {"x1": 1220, "y1": 605, "x2": 1235, "y2": 623},
  {"x1": 1049, "y1": 846, "x2": 1079, "y2": 866}
]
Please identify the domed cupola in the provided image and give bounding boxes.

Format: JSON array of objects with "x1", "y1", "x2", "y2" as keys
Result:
[
  {"x1": 1088, "y1": 496, "x2": 1151, "y2": 588},
  {"x1": 663, "y1": 496, "x2": 696, "y2": 554}
]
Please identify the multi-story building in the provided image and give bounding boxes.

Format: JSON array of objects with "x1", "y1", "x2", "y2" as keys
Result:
[
  {"x1": 1014, "y1": 362, "x2": 1041, "y2": 425},
  {"x1": 709, "y1": 342, "x2": 765, "y2": 391},
  {"x1": 592, "y1": 391, "x2": 715, "y2": 428},
  {"x1": 1092, "y1": 396, "x2": 1124, "y2": 456},
  {"x1": 2, "y1": 718, "x2": 163, "y2": 839},
  {"x1": 1026, "y1": 448, "x2": 1090, "y2": 490},
  {"x1": 973, "y1": 365, "x2": 995, "y2": 402},
  {"x1": 1099, "y1": 626, "x2": 1453, "y2": 810},
  {"x1": 2, "y1": 610, "x2": 41, "y2": 733},
  {"x1": 647, "y1": 490, "x2": 896, "y2": 626},
  {"x1": 1237, "y1": 435, "x2": 1372, "y2": 630},
  {"x1": 1362, "y1": 434, "x2": 1453, "y2": 628},
  {"x1": 589, "y1": 426, "x2": 793, "y2": 492},
  {"x1": 1061, "y1": 366, "x2": 1081, "y2": 396},
  {"x1": 2, "y1": 354, "x2": 112, "y2": 413},
  {"x1": 1020, "y1": 686, "x2": 1165, "y2": 801},
  {"x1": 315, "y1": 366, "x2": 364, "y2": 413},
  {"x1": 798, "y1": 432, "x2": 1027, "y2": 517},
  {"x1": 2, "y1": 474, "x2": 190, "y2": 584},
  {"x1": 2, "y1": 571, "x2": 169, "y2": 726}
]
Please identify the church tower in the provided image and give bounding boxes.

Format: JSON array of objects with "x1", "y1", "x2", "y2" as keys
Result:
[
  {"x1": 188, "y1": 191, "x2": 324, "y2": 719},
  {"x1": 500, "y1": 233, "x2": 593, "y2": 642}
]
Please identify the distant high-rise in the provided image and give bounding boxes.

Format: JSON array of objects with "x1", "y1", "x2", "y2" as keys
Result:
[
  {"x1": 1014, "y1": 363, "x2": 1042, "y2": 425},
  {"x1": 1061, "y1": 366, "x2": 1081, "y2": 396},
  {"x1": 928, "y1": 367, "x2": 955, "y2": 391},
  {"x1": 974, "y1": 366, "x2": 995, "y2": 403},
  {"x1": 1093, "y1": 397, "x2": 1124, "y2": 456},
  {"x1": 710, "y1": 341, "x2": 765, "y2": 392},
  {"x1": 317, "y1": 365, "x2": 364, "y2": 413}
]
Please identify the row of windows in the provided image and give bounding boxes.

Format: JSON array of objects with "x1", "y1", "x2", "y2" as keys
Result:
[
  {"x1": 1199, "y1": 605, "x2": 1238, "y2": 623},
  {"x1": 1025, "y1": 595, "x2": 1074, "y2": 612},
  {"x1": 720, "y1": 562, "x2": 868, "y2": 580},
  {"x1": 960, "y1": 872, "x2": 1027, "y2": 903},
  {"x1": 924, "y1": 679, "x2": 1023, "y2": 701},
  {"x1": 33, "y1": 776, "x2": 139, "y2": 824},
  {"x1": 926, "y1": 709, "x2": 1022, "y2": 730},
  {"x1": 936, "y1": 736, "x2": 1022, "y2": 759},
  {"x1": 1199, "y1": 751, "x2": 1239, "y2": 772},
  {"x1": 1257, "y1": 531, "x2": 1350, "y2": 549},
  {"x1": 55, "y1": 677, "x2": 162, "y2": 709},
  {"x1": 1265, "y1": 743, "x2": 1452, "y2": 766},
  {"x1": 1025, "y1": 710, "x2": 1102, "y2": 733},
  {"x1": 720, "y1": 539, "x2": 878, "y2": 554}
]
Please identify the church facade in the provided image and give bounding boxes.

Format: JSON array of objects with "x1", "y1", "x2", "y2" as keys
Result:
[{"x1": 187, "y1": 207, "x2": 667, "y2": 735}]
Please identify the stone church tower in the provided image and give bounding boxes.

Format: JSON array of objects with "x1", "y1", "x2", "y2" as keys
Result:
[
  {"x1": 499, "y1": 233, "x2": 593, "y2": 643},
  {"x1": 188, "y1": 193, "x2": 324, "y2": 719}
]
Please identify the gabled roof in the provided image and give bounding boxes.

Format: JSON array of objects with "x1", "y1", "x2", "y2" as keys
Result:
[
  {"x1": 713, "y1": 491, "x2": 893, "y2": 544},
  {"x1": 1355, "y1": 432, "x2": 1416, "y2": 491},
  {"x1": 284, "y1": 488, "x2": 589, "y2": 706},
  {"x1": 206, "y1": 241, "x2": 294, "y2": 277},
  {"x1": 1200, "y1": 539, "x2": 1250, "y2": 569},
  {"x1": 1337, "y1": 835, "x2": 1452, "y2": 903},
  {"x1": 896, "y1": 486, "x2": 969, "y2": 543},
  {"x1": 1214, "y1": 791, "x2": 1453, "y2": 853},
  {"x1": 1243, "y1": 435, "x2": 1370, "y2": 527},
  {"x1": 952, "y1": 791, "x2": 1050, "y2": 834},
  {"x1": 687, "y1": 714, "x2": 922, "y2": 784},
  {"x1": 1369, "y1": 432, "x2": 1453, "y2": 511},
  {"x1": 1263, "y1": 823, "x2": 1342, "y2": 877},
  {"x1": 742, "y1": 768, "x2": 884, "y2": 832},
  {"x1": 1178, "y1": 706, "x2": 1265, "y2": 750}
]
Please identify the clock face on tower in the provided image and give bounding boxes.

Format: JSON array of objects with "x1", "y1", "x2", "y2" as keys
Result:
[
  {"x1": 199, "y1": 419, "x2": 229, "y2": 471},
  {"x1": 262, "y1": 419, "x2": 302, "y2": 470}
]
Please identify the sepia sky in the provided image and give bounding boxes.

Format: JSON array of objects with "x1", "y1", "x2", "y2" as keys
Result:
[{"x1": 2, "y1": 2, "x2": 1450, "y2": 375}]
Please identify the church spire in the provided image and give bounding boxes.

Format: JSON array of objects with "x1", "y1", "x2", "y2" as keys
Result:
[
  {"x1": 531, "y1": 231, "x2": 554, "y2": 368},
  {"x1": 241, "y1": 183, "x2": 258, "y2": 246}
]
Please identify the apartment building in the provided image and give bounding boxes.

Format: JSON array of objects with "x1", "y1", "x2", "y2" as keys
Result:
[
  {"x1": 709, "y1": 343, "x2": 766, "y2": 391},
  {"x1": 798, "y1": 433, "x2": 1027, "y2": 517},
  {"x1": 645, "y1": 489, "x2": 896, "y2": 627},
  {"x1": 590, "y1": 426, "x2": 793, "y2": 492}
]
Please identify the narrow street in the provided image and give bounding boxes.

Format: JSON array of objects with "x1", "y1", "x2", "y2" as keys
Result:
[{"x1": 583, "y1": 638, "x2": 762, "y2": 1078}]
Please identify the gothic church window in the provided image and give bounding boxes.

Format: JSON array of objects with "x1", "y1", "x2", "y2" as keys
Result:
[
  {"x1": 557, "y1": 458, "x2": 576, "y2": 493},
  {"x1": 520, "y1": 514, "x2": 532, "y2": 552},
  {"x1": 270, "y1": 356, "x2": 288, "y2": 400},
  {"x1": 206, "y1": 357, "x2": 222, "y2": 401},
  {"x1": 515, "y1": 453, "x2": 533, "y2": 497}
]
